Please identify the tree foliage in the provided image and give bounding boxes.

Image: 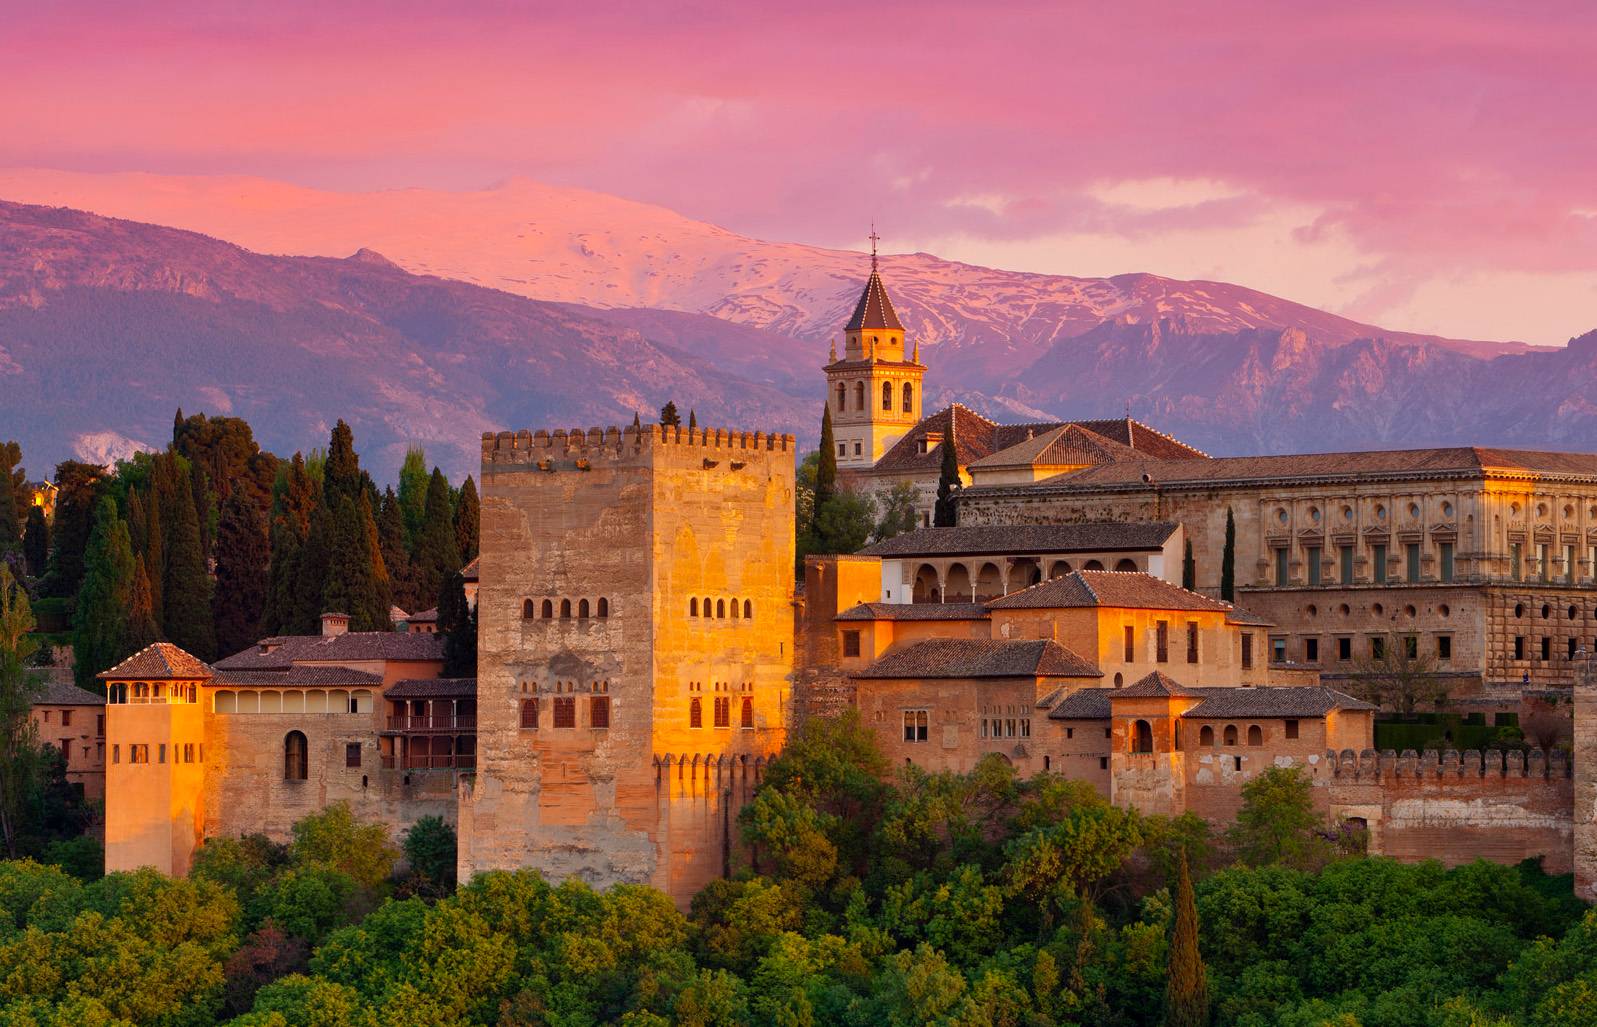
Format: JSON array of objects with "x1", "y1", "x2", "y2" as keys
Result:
[
  {"x1": 873, "y1": 481, "x2": 919, "y2": 542},
  {"x1": 933, "y1": 436, "x2": 960, "y2": 527},
  {"x1": 71, "y1": 497, "x2": 138, "y2": 687},
  {"x1": 1220, "y1": 508, "x2": 1236, "y2": 603}
]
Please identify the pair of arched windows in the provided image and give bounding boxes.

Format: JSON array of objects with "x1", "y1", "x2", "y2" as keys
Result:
[
  {"x1": 688, "y1": 695, "x2": 753, "y2": 729},
  {"x1": 880, "y1": 381, "x2": 914, "y2": 412},
  {"x1": 522, "y1": 597, "x2": 611, "y2": 620},
  {"x1": 689, "y1": 597, "x2": 753, "y2": 620}
]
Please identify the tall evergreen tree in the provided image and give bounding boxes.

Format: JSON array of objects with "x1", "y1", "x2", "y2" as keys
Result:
[
  {"x1": 290, "y1": 500, "x2": 334, "y2": 634},
  {"x1": 126, "y1": 558, "x2": 161, "y2": 653},
  {"x1": 1182, "y1": 539, "x2": 1196, "y2": 592},
  {"x1": 815, "y1": 405, "x2": 838, "y2": 516},
  {"x1": 323, "y1": 496, "x2": 387, "y2": 632},
  {"x1": 1164, "y1": 850, "x2": 1209, "y2": 1027},
  {"x1": 631, "y1": 412, "x2": 641, "y2": 430},
  {"x1": 933, "y1": 437, "x2": 960, "y2": 528},
  {"x1": 213, "y1": 488, "x2": 270, "y2": 658},
  {"x1": 21, "y1": 508, "x2": 48, "y2": 580},
  {"x1": 43, "y1": 461, "x2": 105, "y2": 598},
  {"x1": 323, "y1": 420, "x2": 362, "y2": 509},
  {"x1": 659, "y1": 401, "x2": 681, "y2": 427},
  {"x1": 0, "y1": 565, "x2": 45, "y2": 857},
  {"x1": 439, "y1": 571, "x2": 476, "y2": 678},
  {"x1": 397, "y1": 447, "x2": 429, "y2": 546},
  {"x1": 190, "y1": 461, "x2": 214, "y2": 558},
  {"x1": 0, "y1": 441, "x2": 20, "y2": 554},
  {"x1": 411, "y1": 469, "x2": 461, "y2": 609},
  {"x1": 1220, "y1": 508, "x2": 1236, "y2": 603},
  {"x1": 143, "y1": 479, "x2": 165, "y2": 622},
  {"x1": 72, "y1": 498, "x2": 137, "y2": 687},
  {"x1": 124, "y1": 489, "x2": 147, "y2": 559},
  {"x1": 263, "y1": 454, "x2": 317, "y2": 635},
  {"x1": 378, "y1": 488, "x2": 415, "y2": 612},
  {"x1": 454, "y1": 476, "x2": 480, "y2": 564},
  {"x1": 688, "y1": 409, "x2": 698, "y2": 431},
  {"x1": 360, "y1": 490, "x2": 393, "y2": 628},
  {"x1": 162, "y1": 461, "x2": 215, "y2": 660}
]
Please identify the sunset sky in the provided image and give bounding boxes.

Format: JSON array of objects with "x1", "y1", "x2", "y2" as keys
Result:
[{"x1": 5, "y1": 0, "x2": 1596, "y2": 345}]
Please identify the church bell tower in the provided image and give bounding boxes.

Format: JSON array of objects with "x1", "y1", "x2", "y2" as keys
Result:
[{"x1": 823, "y1": 231, "x2": 926, "y2": 468}]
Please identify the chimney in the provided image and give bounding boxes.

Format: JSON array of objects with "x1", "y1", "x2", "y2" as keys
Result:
[{"x1": 320, "y1": 612, "x2": 351, "y2": 637}]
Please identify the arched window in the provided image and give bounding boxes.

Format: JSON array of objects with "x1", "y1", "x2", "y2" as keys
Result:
[
  {"x1": 1114, "y1": 558, "x2": 1138, "y2": 572},
  {"x1": 1200, "y1": 725, "x2": 1214, "y2": 746},
  {"x1": 854, "y1": 381, "x2": 865, "y2": 409},
  {"x1": 836, "y1": 382, "x2": 846, "y2": 410},
  {"x1": 902, "y1": 382, "x2": 914, "y2": 413},
  {"x1": 703, "y1": 597, "x2": 711, "y2": 619},
  {"x1": 690, "y1": 597, "x2": 698, "y2": 617},
  {"x1": 578, "y1": 598, "x2": 590, "y2": 619},
  {"x1": 741, "y1": 697, "x2": 754, "y2": 729},
  {"x1": 1223, "y1": 724, "x2": 1238, "y2": 746},
  {"x1": 522, "y1": 599, "x2": 535, "y2": 619},
  {"x1": 284, "y1": 731, "x2": 308, "y2": 781},
  {"x1": 717, "y1": 599, "x2": 726, "y2": 618},
  {"x1": 1083, "y1": 560, "x2": 1105, "y2": 571},
  {"x1": 560, "y1": 599, "x2": 572, "y2": 619},
  {"x1": 743, "y1": 599, "x2": 752, "y2": 619},
  {"x1": 598, "y1": 598, "x2": 609, "y2": 618},
  {"x1": 1048, "y1": 560, "x2": 1073, "y2": 579},
  {"x1": 730, "y1": 599, "x2": 740, "y2": 619},
  {"x1": 690, "y1": 698, "x2": 702, "y2": 729},
  {"x1": 1247, "y1": 725, "x2": 1263, "y2": 746},
  {"x1": 541, "y1": 599, "x2": 554, "y2": 619},
  {"x1": 1132, "y1": 719, "x2": 1153, "y2": 754},
  {"x1": 881, "y1": 381, "x2": 893, "y2": 411}
]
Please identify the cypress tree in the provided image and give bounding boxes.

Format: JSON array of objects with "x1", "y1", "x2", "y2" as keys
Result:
[
  {"x1": 688, "y1": 409, "x2": 698, "y2": 431},
  {"x1": 42, "y1": 461, "x2": 105, "y2": 598},
  {"x1": 1182, "y1": 539, "x2": 1196, "y2": 592},
  {"x1": 22, "y1": 508, "x2": 48, "y2": 580},
  {"x1": 1220, "y1": 508, "x2": 1236, "y2": 603},
  {"x1": 454, "y1": 476, "x2": 480, "y2": 564},
  {"x1": 262, "y1": 454, "x2": 315, "y2": 635},
  {"x1": 0, "y1": 441, "x2": 19, "y2": 554},
  {"x1": 933, "y1": 436, "x2": 960, "y2": 528},
  {"x1": 1164, "y1": 850, "x2": 1209, "y2": 1027},
  {"x1": 163, "y1": 461, "x2": 215, "y2": 660},
  {"x1": 378, "y1": 488, "x2": 415, "y2": 612},
  {"x1": 72, "y1": 498, "x2": 137, "y2": 687},
  {"x1": 659, "y1": 401, "x2": 681, "y2": 427},
  {"x1": 397, "y1": 447, "x2": 429, "y2": 546},
  {"x1": 631, "y1": 412, "x2": 641, "y2": 430},
  {"x1": 323, "y1": 420, "x2": 361, "y2": 509},
  {"x1": 144, "y1": 480, "x2": 165, "y2": 621},
  {"x1": 291, "y1": 500, "x2": 333, "y2": 634},
  {"x1": 124, "y1": 489, "x2": 147, "y2": 559},
  {"x1": 412, "y1": 469, "x2": 461, "y2": 609},
  {"x1": 361, "y1": 489, "x2": 393, "y2": 629},
  {"x1": 213, "y1": 488, "x2": 270, "y2": 657},
  {"x1": 439, "y1": 571, "x2": 476, "y2": 678},
  {"x1": 191, "y1": 461, "x2": 214, "y2": 557},
  {"x1": 815, "y1": 405, "x2": 838, "y2": 515},
  {"x1": 126, "y1": 559, "x2": 161, "y2": 653},
  {"x1": 322, "y1": 495, "x2": 387, "y2": 632}
]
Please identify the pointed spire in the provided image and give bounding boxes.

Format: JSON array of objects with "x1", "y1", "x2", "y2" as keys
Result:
[
  {"x1": 845, "y1": 229, "x2": 903, "y2": 332},
  {"x1": 869, "y1": 223, "x2": 880, "y2": 273},
  {"x1": 829, "y1": 337, "x2": 837, "y2": 362}
]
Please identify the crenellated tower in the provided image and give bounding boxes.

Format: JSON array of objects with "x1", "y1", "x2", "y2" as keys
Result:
[{"x1": 824, "y1": 232, "x2": 926, "y2": 468}]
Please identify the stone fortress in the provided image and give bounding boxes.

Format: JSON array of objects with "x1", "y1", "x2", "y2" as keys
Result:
[{"x1": 95, "y1": 253, "x2": 1597, "y2": 905}]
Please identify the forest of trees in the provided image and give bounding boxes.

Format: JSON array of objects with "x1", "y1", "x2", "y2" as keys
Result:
[
  {"x1": 0, "y1": 413, "x2": 479, "y2": 685},
  {"x1": 0, "y1": 714, "x2": 1587, "y2": 1025}
]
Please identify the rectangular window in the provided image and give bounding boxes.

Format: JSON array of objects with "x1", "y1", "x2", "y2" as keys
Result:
[
  {"x1": 1156, "y1": 621, "x2": 1169, "y2": 663},
  {"x1": 1066, "y1": 727, "x2": 1074, "y2": 739},
  {"x1": 853, "y1": 442, "x2": 861, "y2": 456},
  {"x1": 1513, "y1": 636, "x2": 1524, "y2": 660},
  {"x1": 1510, "y1": 542, "x2": 1523, "y2": 580},
  {"x1": 1284, "y1": 719, "x2": 1299, "y2": 740},
  {"x1": 689, "y1": 699, "x2": 702, "y2": 729},
  {"x1": 590, "y1": 695, "x2": 611, "y2": 729},
  {"x1": 1371, "y1": 636, "x2": 1386, "y2": 660},
  {"x1": 1124, "y1": 625, "x2": 1135, "y2": 663},
  {"x1": 1539, "y1": 544, "x2": 1552, "y2": 582},
  {"x1": 1541, "y1": 636, "x2": 1551, "y2": 661},
  {"x1": 714, "y1": 696, "x2": 731, "y2": 728},
  {"x1": 520, "y1": 697, "x2": 539, "y2": 729},
  {"x1": 1241, "y1": 633, "x2": 1253, "y2": 669},
  {"x1": 61, "y1": 710, "x2": 71, "y2": 727},
  {"x1": 184, "y1": 743, "x2": 195, "y2": 763},
  {"x1": 842, "y1": 631, "x2": 861, "y2": 658},
  {"x1": 1406, "y1": 543, "x2": 1421, "y2": 583},
  {"x1": 1404, "y1": 635, "x2": 1418, "y2": 659},
  {"x1": 1186, "y1": 622, "x2": 1199, "y2": 664},
  {"x1": 97, "y1": 714, "x2": 104, "y2": 737},
  {"x1": 1338, "y1": 636, "x2": 1352, "y2": 661},
  {"x1": 345, "y1": 743, "x2": 361, "y2": 768},
  {"x1": 42, "y1": 710, "x2": 50, "y2": 723},
  {"x1": 130, "y1": 744, "x2": 148, "y2": 764},
  {"x1": 1438, "y1": 635, "x2": 1452, "y2": 660},
  {"x1": 1373, "y1": 544, "x2": 1388, "y2": 584},
  {"x1": 111, "y1": 744, "x2": 119, "y2": 764},
  {"x1": 1005, "y1": 719, "x2": 1016, "y2": 738},
  {"x1": 1274, "y1": 548, "x2": 1289, "y2": 587},
  {"x1": 1099, "y1": 756, "x2": 1109, "y2": 770},
  {"x1": 553, "y1": 696, "x2": 576, "y2": 728},
  {"x1": 1020, "y1": 719, "x2": 1031, "y2": 738},
  {"x1": 1271, "y1": 637, "x2": 1287, "y2": 663},
  {"x1": 157, "y1": 744, "x2": 166, "y2": 764},
  {"x1": 1570, "y1": 637, "x2": 1579, "y2": 661},
  {"x1": 1305, "y1": 638, "x2": 1319, "y2": 663},
  {"x1": 903, "y1": 709, "x2": 929, "y2": 743},
  {"x1": 1340, "y1": 545, "x2": 1355, "y2": 584},
  {"x1": 1306, "y1": 546, "x2": 1322, "y2": 586},
  {"x1": 1567, "y1": 545, "x2": 1578, "y2": 584},
  {"x1": 837, "y1": 443, "x2": 846, "y2": 456},
  {"x1": 1439, "y1": 542, "x2": 1455, "y2": 582}
]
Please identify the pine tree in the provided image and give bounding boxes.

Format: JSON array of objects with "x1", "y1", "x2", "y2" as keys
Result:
[
  {"x1": 0, "y1": 441, "x2": 20, "y2": 554},
  {"x1": 1164, "y1": 850, "x2": 1209, "y2": 1027},
  {"x1": 659, "y1": 401, "x2": 681, "y2": 427},
  {"x1": 439, "y1": 571, "x2": 476, "y2": 678},
  {"x1": 933, "y1": 436, "x2": 960, "y2": 528},
  {"x1": 397, "y1": 447, "x2": 429, "y2": 546},
  {"x1": 72, "y1": 498, "x2": 137, "y2": 687},
  {"x1": 412, "y1": 469, "x2": 461, "y2": 609},
  {"x1": 454, "y1": 476, "x2": 480, "y2": 564},
  {"x1": 22, "y1": 509, "x2": 48, "y2": 580},
  {"x1": 378, "y1": 488, "x2": 415, "y2": 612},
  {"x1": 816, "y1": 405, "x2": 838, "y2": 516},
  {"x1": 125, "y1": 559, "x2": 161, "y2": 653},
  {"x1": 1220, "y1": 508, "x2": 1236, "y2": 603},
  {"x1": 1182, "y1": 539, "x2": 1196, "y2": 591},
  {"x1": 213, "y1": 488, "x2": 270, "y2": 658},
  {"x1": 688, "y1": 409, "x2": 698, "y2": 431},
  {"x1": 163, "y1": 461, "x2": 216, "y2": 660}
]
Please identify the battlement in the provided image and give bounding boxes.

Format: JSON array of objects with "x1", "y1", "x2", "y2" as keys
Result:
[
  {"x1": 482, "y1": 423, "x2": 796, "y2": 467},
  {"x1": 1323, "y1": 747, "x2": 1572, "y2": 782}
]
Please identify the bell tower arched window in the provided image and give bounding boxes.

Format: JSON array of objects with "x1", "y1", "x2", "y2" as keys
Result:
[
  {"x1": 836, "y1": 383, "x2": 846, "y2": 411},
  {"x1": 902, "y1": 382, "x2": 914, "y2": 413},
  {"x1": 853, "y1": 381, "x2": 865, "y2": 410},
  {"x1": 881, "y1": 381, "x2": 893, "y2": 411}
]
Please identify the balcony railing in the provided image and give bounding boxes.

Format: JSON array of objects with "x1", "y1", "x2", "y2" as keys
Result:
[
  {"x1": 380, "y1": 754, "x2": 476, "y2": 770},
  {"x1": 385, "y1": 715, "x2": 476, "y2": 732}
]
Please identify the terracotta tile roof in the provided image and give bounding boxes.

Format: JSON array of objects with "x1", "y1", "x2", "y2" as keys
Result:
[
  {"x1": 213, "y1": 631, "x2": 445, "y2": 671},
  {"x1": 988, "y1": 570, "x2": 1236, "y2": 614},
  {"x1": 860, "y1": 522, "x2": 1178, "y2": 559},
  {"x1": 213, "y1": 665, "x2": 384, "y2": 688},
  {"x1": 853, "y1": 638, "x2": 1101, "y2": 680},
  {"x1": 835, "y1": 602, "x2": 990, "y2": 622},
  {"x1": 386, "y1": 677, "x2": 477, "y2": 700},
  {"x1": 968, "y1": 423, "x2": 1140, "y2": 471},
  {"x1": 98, "y1": 642, "x2": 213, "y2": 681},
  {"x1": 1225, "y1": 606, "x2": 1275, "y2": 627},
  {"x1": 34, "y1": 681, "x2": 105, "y2": 706},
  {"x1": 844, "y1": 268, "x2": 904, "y2": 331},
  {"x1": 1180, "y1": 686, "x2": 1376, "y2": 718},
  {"x1": 1116, "y1": 670, "x2": 1207, "y2": 698},
  {"x1": 1047, "y1": 687, "x2": 1115, "y2": 718},
  {"x1": 407, "y1": 607, "x2": 439, "y2": 624}
]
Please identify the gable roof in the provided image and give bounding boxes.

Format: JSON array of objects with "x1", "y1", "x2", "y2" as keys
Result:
[
  {"x1": 98, "y1": 643, "x2": 213, "y2": 681},
  {"x1": 835, "y1": 602, "x2": 990, "y2": 622},
  {"x1": 1047, "y1": 687, "x2": 1115, "y2": 719},
  {"x1": 1117, "y1": 670, "x2": 1208, "y2": 698},
  {"x1": 213, "y1": 665, "x2": 385, "y2": 688},
  {"x1": 860, "y1": 522, "x2": 1177, "y2": 559},
  {"x1": 854, "y1": 638, "x2": 1101, "y2": 680},
  {"x1": 213, "y1": 631, "x2": 445, "y2": 672},
  {"x1": 988, "y1": 570, "x2": 1235, "y2": 614},
  {"x1": 968, "y1": 423, "x2": 1141, "y2": 471},
  {"x1": 1181, "y1": 686, "x2": 1376, "y2": 718},
  {"x1": 845, "y1": 268, "x2": 904, "y2": 331},
  {"x1": 34, "y1": 680, "x2": 105, "y2": 706},
  {"x1": 386, "y1": 677, "x2": 477, "y2": 700}
]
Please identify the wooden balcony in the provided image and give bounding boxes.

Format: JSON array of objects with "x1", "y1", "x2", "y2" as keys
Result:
[{"x1": 383, "y1": 714, "x2": 477, "y2": 733}]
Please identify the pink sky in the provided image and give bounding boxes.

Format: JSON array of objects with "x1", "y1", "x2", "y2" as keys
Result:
[{"x1": 5, "y1": 0, "x2": 1597, "y2": 344}]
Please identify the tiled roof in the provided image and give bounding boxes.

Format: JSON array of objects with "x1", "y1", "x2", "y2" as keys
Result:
[
  {"x1": 213, "y1": 631, "x2": 445, "y2": 671},
  {"x1": 98, "y1": 643, "x2": 213, "y2": 681},
  {"x1": 1047, "y1": 687, "x2": 1115, "y2": 719},
  {"x1": 1225, "y1": 606, "x2": 1275, "y2": 627},
  {"x1": 968, "y1": 423, "x2": 1140, "y2": 471},
  {"x1": 407, "y1": 607, "x2": 439, "y2": 624},
  {"x1": 854, "y1": 638, "x2": 1101, "y2": 680},
  {"x1": 214, "y1": 665, "x2": 385, "y2": 688},
  {"x1": 835, "y1": 602, "x2": 990, "y2": 622},
  {"x1": 988, "y1": 570, "x2": 1236, "y2": 614},
  {"x1": 1117, "y1": 671, "x2": 1207, "y2": 698},
  {"x1": 386, "y1": 678, "x2": 477, "y2": 700},
  {"x1": 34, "y1": 680, "x2": 104, "y2": 706},
  {"x1": 461, "y1": 556, "x2": 480, "y2": 582},
  {"x1": 844, "y1": 268, "x2": 904, "y2": 331},
  {"x1": 868, "y1": 405, "x2": 1206, "y2": 477},
  {"x1": 1181, "y1": 686, "x2": 1376, "y2": 718},
  {"x1": 860, "y1": 522, "x2": 1178, "y2": 558}
]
